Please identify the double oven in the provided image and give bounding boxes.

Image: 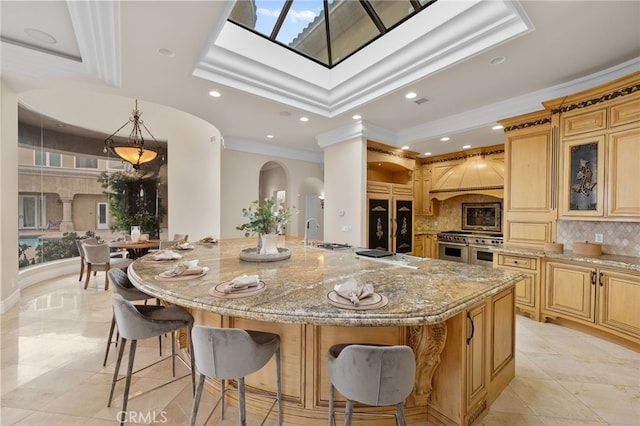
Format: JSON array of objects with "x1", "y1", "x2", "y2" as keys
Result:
[{"x1": 437, "y1": 231, "x2": 503, "y2": 266}]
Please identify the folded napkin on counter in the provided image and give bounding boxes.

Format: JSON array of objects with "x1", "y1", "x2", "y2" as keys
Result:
[
  {"x1": 152, "y1": 250, "x2": 182, "y2": 261},
  {"x1": 224, "y1": 274, "x2": 260, "y2": 293},
  {"x1": 334, "y1": 278, "x2": 374, "y2": 306},
  {"x1": 199, "y1": 236, "x2": 217, "y2": 243},
  {"x1": 174, "y1": 242, "x2": 193, "y2": 250},
  {"x1": 162, "y1": 260, "x2": 208, "y2": 277}
]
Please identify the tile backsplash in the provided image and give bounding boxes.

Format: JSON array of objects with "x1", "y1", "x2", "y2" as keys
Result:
[
  {"x1": 415, "y1": 194, "x2": 502, "y2": 231},
  {"x1": 557, "y1": 220, "x2": 640, "y2": 257}
]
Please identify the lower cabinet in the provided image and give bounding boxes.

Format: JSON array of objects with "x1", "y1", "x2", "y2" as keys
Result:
[
  {"x1": 494, "y1": 253, "x2": 542, "y2": 321},
  {"x1": 429, "y1": 287, "x2": 515, "y2": 425},
  {"x1": 543, "y1": 261, "x2": 640, "y2": 344},
  {"x1": 413, "y1": 233, "x2": 438, "y2": 258}
]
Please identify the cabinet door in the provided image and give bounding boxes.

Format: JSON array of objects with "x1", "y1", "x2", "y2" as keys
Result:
[
  {"x1": 466, "y1": 302, "x2": 487, "y2": 411},
  {"x1": 413, "y1": 235, "x2": 424, "y2": 257},
  {"x1": 367, "y1": 197, "x2": 390, "y2": 250},
  {"x1": 393, "y1": 198, "x2": 413, "y2": 253},
  {"x1": 490, "y1": 288, "x2": 515, "y2": 379},
  {"x1": 607, "y1": 128, "x2": 640, "y2": 217},
  {"x1": 422, "y1": 165, "x2": 435, "y2": 216},
  {"x1": 598, "y1": 270, "x2": 640, "y2": 339},
  {"x1": 560, "y1": 136, "x2": 605, "y2": 217},
  {"x1": 514, "y1": 273, "x2": 536, "y2": 308},
  {"x1": 413, "y1": 167, "x2": 423, "y2": 214},
  {"x1": 544, "y1": 262, "x2": 596, "y2": 322}
]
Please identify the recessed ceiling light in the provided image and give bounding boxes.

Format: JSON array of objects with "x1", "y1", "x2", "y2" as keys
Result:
[
  {"x1": 405, "y1": 92, "x2": 417, "y2": 99},
  {"x1": 492, "y1": 125, "x2": 504, "y2": 130},
  {"x1": 463, "y1": 145, "x2": 471, "y2": 149},
  {"x1": 209, "y1": 90, "x2": 221, "y2": 97},
  {"x1": 440, "y1": 137, "x2": 450, "y2": 142},
  {"x1": 352, "y1": 114, "x2": 362, "y2": 120},
  {"x1": 299, "y1": 117, "x2": 309, "y2": 122},
  {"x1": 158, "y1": 48, "x2": 175, "y2": 57},
  {"x1": 401, "y1": 146, "x2": 410, "y2": 150},
  {"x1": 266, "y1": 134, "x2": 274, "y2": 139},
  {"x1": 489, "y1": 56, "x2": 507, "y2": 65},
  {"x1": 423, "y1": 152, "x2": 432, "y2": 156},
  {"x1": 24, "y1": 28, "x2": 56, "y2": 44}
]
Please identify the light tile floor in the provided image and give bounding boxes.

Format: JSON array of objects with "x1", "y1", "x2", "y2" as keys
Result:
[{"x1": 1, "y1": 274, "x2": 639, "y2": 425}]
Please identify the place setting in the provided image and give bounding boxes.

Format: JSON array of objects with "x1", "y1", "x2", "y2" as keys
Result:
[
  {"x1": 327, "y1": 278, "x2": 388, "y2": 310},
  {"x1": 141, "y1": 249, "x2": 183, "y2": 263},
  {"x1": 196, "y1": 236, "x2": 218, "y2": 246},
  {"x1": 154, "y1": 259, "x2": 209, "y2": 281},
  {"x1": 209, "y1": 274, "x2": 267, "y2": 298}
]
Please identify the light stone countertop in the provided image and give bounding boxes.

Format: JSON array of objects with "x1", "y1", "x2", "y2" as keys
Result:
[
  {"x1": 491, "y1": 246, "x2": 640, "y2": 273},
  {"x1": 128, "y1": 237, "x2": 523, "y2": 327}
]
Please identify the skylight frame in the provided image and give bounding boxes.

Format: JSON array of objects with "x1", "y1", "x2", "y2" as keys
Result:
[{"x1": 228, "y1": 0, "x2": 437, "y2": 69}]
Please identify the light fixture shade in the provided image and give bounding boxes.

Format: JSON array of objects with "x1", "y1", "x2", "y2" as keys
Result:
[
  {"x1": 113, "y1": 146, "x2": 158, "y2": 165},
  {"x1": 104, "y1": 100, "x2": 163, "y2": 170}
]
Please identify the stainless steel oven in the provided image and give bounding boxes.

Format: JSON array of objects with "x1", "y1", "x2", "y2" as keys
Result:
[
  {"x1": 469, "y1": 244, "x2": 494, "y2": 266},
  {"x1": 438, "y1": 241, "x2": 469, "y2": 263}
]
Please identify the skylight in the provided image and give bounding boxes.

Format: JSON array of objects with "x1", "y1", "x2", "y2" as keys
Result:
[{"x1": 228, "y1": 0, "x2": 437, "y2": 68}]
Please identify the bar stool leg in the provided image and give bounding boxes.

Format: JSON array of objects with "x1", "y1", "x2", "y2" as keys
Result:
[
  {"x1": 108, "y1": 337, "x2": 127, "y2": 407},
  {"x1": 395, "y1": 402, "x2": 406, "y2": 426},
  {"x1": 120, "y1": 339, "x2": 138, "y2": 425},
  {"x1": 328, "y1": 383, "x2": 335, "y2": 426},
  {"x1": 239, "y1": 377, "x2": 246, "y2": 426},
  {"x1": 220, "y1": 379, "x2": 226, "y2": 420},
  {"x1": 188, "y1": 325, "x2": 196, "y2": 395},
  {"x1": 344, "y1": 399, "x2": 354, "y2": 426},
  {"x1": 276, "y1": 347, "x2": 282, "y2": 426},
  {"x1": 188, "y1": 374, "x2": 206, "y2": 426},
  {"x1": 103, "y1": 313, "x2": 116, "y2": 366},
  {"x1": 171, "y1": 331, "x2": 176, "y2": 377}
]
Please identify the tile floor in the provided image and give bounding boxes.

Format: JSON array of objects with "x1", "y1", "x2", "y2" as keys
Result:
[{"x1": 1, "y1": 273, "x2": 639, "y2": 425}]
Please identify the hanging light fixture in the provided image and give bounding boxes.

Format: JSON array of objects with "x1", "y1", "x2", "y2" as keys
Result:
[{"x1": 104, "y1": 100, "x2": 164, "y2": 170}]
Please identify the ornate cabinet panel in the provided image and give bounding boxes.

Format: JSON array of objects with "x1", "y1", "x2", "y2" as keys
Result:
[
  {"x1": 598, "y1": 269, "x2": 640, "y2": 340},
  {"x1": 544, "y1": 261, "x2": 595, "y2": 322},
  {"x1": 607, "y1": 127, "x2": 640, "y2": 217},
  {"x1": 560, "y1": 135, "x2": 605, "y2": 217}
]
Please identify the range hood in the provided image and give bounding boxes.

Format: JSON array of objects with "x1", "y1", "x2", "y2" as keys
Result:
[{"x1": 430, "y1": 157, "x2": 504, "y2": 200}]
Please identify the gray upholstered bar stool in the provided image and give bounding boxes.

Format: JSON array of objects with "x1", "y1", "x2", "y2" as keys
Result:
[
  {"x1": 103, "y1": 269, "x2": 161, "y2": 366},
  {"x1": 107, "y1": 294, "x2": 195, "y2": 426},
  {"x1": 328, "y1": 344, "x2": 416, "y2": 426},
  {"x1": 189, "y1": 325, "x2": 282, "y2": 426}
]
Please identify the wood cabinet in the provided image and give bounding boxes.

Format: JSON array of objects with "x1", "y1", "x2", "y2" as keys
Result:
[
  {"x1": 494, "y1": 252, "x2": 541, "y2": 321},
  {"x1": 429, "y1": 287, "x2": 515, "y2": 425},
  {"x1": 413, "y1": 164, "x2": 437, "y2": 216},
  {"x1": 367, "y1": 182, "x2": 413, "y2": 253},
  {"x1": 413, "y1": 233, "x2": 438, "y2": 258},
  {"x1": 543, "y1": 261, "x2": 640, "y2": 344},
  {"x1": 499, "y1": 110, "x2": 557, "y2": 249},
  {"x1": 413, "y1": 234, "x2": 424, "y2": 257},
  {"x1": 547, "y1": 73, "x2": 640, "y2": 221}
]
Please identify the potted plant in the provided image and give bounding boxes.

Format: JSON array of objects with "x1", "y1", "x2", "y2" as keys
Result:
[{"x1": 236, "y1": 198, "x2": 294, "y2": 259}]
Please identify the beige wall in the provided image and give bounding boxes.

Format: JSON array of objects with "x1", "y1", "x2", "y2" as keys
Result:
[{"x1": 323, "y1": 138, "x2": 366, "y2": 246}]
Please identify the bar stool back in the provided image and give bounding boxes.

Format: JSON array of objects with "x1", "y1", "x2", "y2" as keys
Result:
[
  {"x1": 189, "y1": 325, "x2": 282, "y2": 426},
  {"x1": 107, "y1": 295, "x2": 195, "y2": 426},
  {"x1": 328, "y1": 344, "x2": 416, "y2": 426}
]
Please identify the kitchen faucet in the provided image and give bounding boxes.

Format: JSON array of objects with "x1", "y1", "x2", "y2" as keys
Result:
[{"x1": 303, "y1": 217, "x2": 319, "y2": 246}]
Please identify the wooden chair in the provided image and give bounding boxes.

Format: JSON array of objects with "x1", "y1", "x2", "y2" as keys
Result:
[
  {"x1": 75, "y1": 237, "x2": 97, "y2": 282},
  {"x1": 82, "y1": 243, "x2": 132, "y2": 290}
]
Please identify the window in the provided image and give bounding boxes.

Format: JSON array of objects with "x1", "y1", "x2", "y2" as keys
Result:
[
  {"x1": 75, "y1": 156, "x2": 98, "y2": 169},
  {"x1": 34, "y1": 151, "x2": 62, "y2": 167}
]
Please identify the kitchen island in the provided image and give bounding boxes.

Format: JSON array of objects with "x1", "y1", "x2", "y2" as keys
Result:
[{"x1": 128, "y1": 237, "x2": 523, "y2": 425}]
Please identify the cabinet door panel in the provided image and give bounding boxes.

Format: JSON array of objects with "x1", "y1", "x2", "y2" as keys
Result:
[
  {"x1": 545, "y1": 262, "x2": 595, "y2": 321},
  {"x1": 514, "y1": 273, "x2": 536, "y2": 308},
  {"x1": 560, "y1": 136, "x2": 605, "y2": 217},
  {"x1": 507, "y1": 132, "x2": 553, "y2": 212},
  {"x1": 491, "y1": 288, "x2": 515, "y2": 378},
  {"x1": 607, "y1": 128, "x2": 640, "y2": 217},
  {"x1": 466, "y1": 303, "x2": 487, "y2": 410},
  {"x1": 598, "y1": 270, "x2": 640, "y2": 338}
]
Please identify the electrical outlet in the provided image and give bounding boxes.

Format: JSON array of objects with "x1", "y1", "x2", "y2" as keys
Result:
[{"x1": 595, "y1": 233, "x2": 603, "y2": 243}]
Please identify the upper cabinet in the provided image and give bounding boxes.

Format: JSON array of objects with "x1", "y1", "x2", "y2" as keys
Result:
[
  {"x1": 544, "y1": 72, "x2": 640, "y2": 221},
  {"x1": 498, "y1": 111, "x2": 556, "y2": 248}
]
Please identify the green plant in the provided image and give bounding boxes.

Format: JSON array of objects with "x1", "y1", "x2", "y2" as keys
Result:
[
  {"x1": 98, "y1": 171, "x2": 165, "y2": 238},
  {"x1": 236, "y1": 198, "x2": 294, "y2": 237}
]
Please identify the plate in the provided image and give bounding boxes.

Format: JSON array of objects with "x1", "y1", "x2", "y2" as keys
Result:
[
  {"x1": 209, "y1": 281, "x2": 267, "y2": 298},
  {"x1": 154, "y1": 269, "x2": 208, "y2": 281},
  {"x1": 327, "y1": 291, "x2": 388, "y2": 310}
]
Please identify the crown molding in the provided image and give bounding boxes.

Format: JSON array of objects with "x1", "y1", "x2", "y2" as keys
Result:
[{"x1": 222, "y1": 137, "x2": 323, "y2": 164}]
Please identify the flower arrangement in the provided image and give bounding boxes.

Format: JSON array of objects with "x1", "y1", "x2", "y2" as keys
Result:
[{"x1": 236, "y1": 198, "x2": 294, "y2": 237}]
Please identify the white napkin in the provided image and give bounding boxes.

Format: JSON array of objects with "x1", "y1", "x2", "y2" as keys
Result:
[
  {"x1": 224, "y1": 274, "x2": 260, "y2": 293},
  {"x1": 174, "y1": 242, "x2": 193, "y2": 250},
  {"x1": 163, "y1": 260, "x2": 208, "y2": 277},
  {"x1": 152, "y1": 250, "x2": 182, "y2": 261},
  {"x1": 334, "y1": 278, "x2": 374, "y2": 306}
]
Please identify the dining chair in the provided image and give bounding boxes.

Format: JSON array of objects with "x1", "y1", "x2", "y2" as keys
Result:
[
  {"x1": 82, "y1": 243, "x2": 132, "y2": 290},
  {"x1": 104, "y1": 269, "x2": 161, "y2": 366},
  {"x1": 328, "y1": 344, "x2": 416, "y2": 426},
  {"x1": 159, "y1": 240, "x2": 178, "y2": 249},
  {"x1": 107, "y1": 295, "x2": 195, "y2": 426},
  {"x1": 75, "y1": 237, "x2": 97, "y2": 282},
  {"x1": 189, "y1": 325, "x2": 282, "y2": 426}
]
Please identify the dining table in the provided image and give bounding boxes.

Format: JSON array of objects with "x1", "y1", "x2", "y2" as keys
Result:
[{"x1": 109, "y1": 239, "x2": 160, "y2": 260}]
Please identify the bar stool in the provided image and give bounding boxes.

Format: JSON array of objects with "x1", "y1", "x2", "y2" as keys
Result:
[
  {"x1": 107, "y1": 294, "x2": 195, "y2": 426},
  {"x1": 328, "y1": 344, "x2": 416, "y2": 426},
  {"x1": 103, "y1": 269, "x2": 161, "y2": 366},
  {"x1": 188, "y1": 325, "x2": 282, "y2": 426}
]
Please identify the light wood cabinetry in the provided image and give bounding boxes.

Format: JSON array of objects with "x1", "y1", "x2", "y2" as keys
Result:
[
  {"x1": 545, "y1": 72, "x2": 640, "y2": 221},
  {"x1": 499, "y1": 111, "x2": 557, "y2": 249},
  {"x1": 367, "y1": 182, "x2": 414, "y2": 253},
  {"x1": 413, "y1": 233, "x2": 438, "y2": 258},
  {"x1": 414, "y1": 164, "x2": 437, "y2": 216},
  {"x1": 429, "y1": 287, "x2": 515, "y2": 426},
  {"x1": 413, "y1": 234, "x2": 424, "y2": 257},
  {"x1": 543, "y1": 261, "x2": 640, "y2": 344},
  {"x1": 494, "y1": 253, "x2": 541, "y2": 321}
]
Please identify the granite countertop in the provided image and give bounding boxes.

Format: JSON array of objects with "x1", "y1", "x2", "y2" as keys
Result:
[
  {"x1": 128, "y1": 237, "x2": 523, "y2": 327},
  {"x1": 492, "y1": 246, "x2": 640, "y2": 273}
]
